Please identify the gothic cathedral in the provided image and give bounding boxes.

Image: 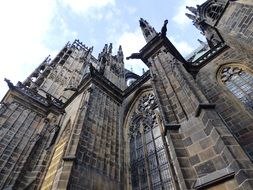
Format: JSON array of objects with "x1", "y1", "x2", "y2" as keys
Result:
[{"x1": 0, "y1": 0, "x2": 253, "y2": 189}]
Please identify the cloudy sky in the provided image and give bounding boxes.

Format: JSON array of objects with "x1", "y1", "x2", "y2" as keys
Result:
[{"x1": 0, "y1": 0, "x2": 206, "y2": 100}]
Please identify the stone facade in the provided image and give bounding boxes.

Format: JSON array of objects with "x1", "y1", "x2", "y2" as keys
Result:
[{"x1": 0, "y1": 0, "x2": 253, "y2": 189}]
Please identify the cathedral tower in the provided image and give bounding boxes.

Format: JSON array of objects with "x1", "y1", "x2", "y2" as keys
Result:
[{"x1": 0, "y1": 0, "x2": 253, "y2": 189}]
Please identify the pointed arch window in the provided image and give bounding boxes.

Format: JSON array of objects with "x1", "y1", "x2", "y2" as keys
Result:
[
  {"x1": 219, "y1": 65, "x2": 253, "y2": 111},
  {"x1": 129, "y1": 93, "x2": 174, "y2": 190},
  {"x1": 199, "y1": 0, "x2": 226, "y2": 25},
  {"x1": 206, "y1": 3, "x2": 224, "y2": 21}
]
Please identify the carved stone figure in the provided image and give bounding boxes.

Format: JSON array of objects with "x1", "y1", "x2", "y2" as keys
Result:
[{"x1": 161, "y1": 19, "x2": 168, "y2": 37}]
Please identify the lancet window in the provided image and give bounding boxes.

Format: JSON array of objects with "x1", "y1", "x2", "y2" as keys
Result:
[{"x1": 129, "y1": 93, "x2": 174, "y2": 190}]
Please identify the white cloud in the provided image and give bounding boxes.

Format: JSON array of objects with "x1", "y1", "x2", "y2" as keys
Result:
[
  {"x1": 57, "y1": 17, "x2": 79, "y2": 41},
  {"x1": 62, "y1": 0, "x2": 115, "y2": 14},
  {"x1": 0, "y1": 0, "x2": 57, "y2": 99},
  {"x1": 169, "y1": 37, "x2": 194, "y2": 56},
  {"x1": 125, "y1": 6, "x2": 137, "y2": 15},
  {"x1": 115, "y1": 30, "x2": 194, "y2": 76},
  {"x1": 116, "y1": 29, "x2": 147, "y2": 76},
  {"x1": 172, "y1": 0, "x2": 206, "y2": 26},
  {"x1": 0, "y1": 0, "x2": 80, "y2": 100}
]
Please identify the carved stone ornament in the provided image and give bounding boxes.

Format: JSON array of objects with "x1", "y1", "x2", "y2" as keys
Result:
[
  {"x1": 129, "y1": 93, "x2": 157, "y2": 137},
  {"x1": 220, "y1": 66, "x2": 242, "y2": 83}
]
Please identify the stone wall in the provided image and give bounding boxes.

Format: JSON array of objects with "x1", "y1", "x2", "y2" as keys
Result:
[
  {"x1": 196, "y1": 48, "x2": 253, "y2": 161},
  {"x1": 67, "y1": 85, "x2": 124, "y2": 189},
  {"x1": 217, "y1": 1, "x2": 253, "y2": 56},
  {"x1": 0, "y1": 99, "x2": 47, "y2": 189},
  {"x1": 144, "y1": 37, "x2": 253, "y2": 189},
  {"x1": 39, "y1": 47, "x2": 87, "y2": 102}
]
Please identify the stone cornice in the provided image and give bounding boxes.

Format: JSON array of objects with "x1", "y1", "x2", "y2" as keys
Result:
[
  {"x1": 190, "y1": 43, "x2": 229, "y2": 67},
  {"x1": 139, "y1": 34, "x2": 187, "y2": 65},
  {"x1": 194, "y1": 167, "x2": 234, "y2": 189},
  {"x1": 3, "y1": 79, "x2": 65, "y2": 114}
]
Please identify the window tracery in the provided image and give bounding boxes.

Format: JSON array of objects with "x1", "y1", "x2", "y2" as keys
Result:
[
  {"x1": 129, "y1": 93, "x2": 174, "y2": 190},
  {"x1": 219, "y1": 65, "x2": 253, "y2": 111},
  {"x1": 201, "y1": 0, "x2": 226, "y2": 24},
  {"x1": 206, "y1": 3, "x2": 224, "y2": 21}
]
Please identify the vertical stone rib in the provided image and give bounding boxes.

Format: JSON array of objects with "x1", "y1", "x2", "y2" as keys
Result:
[
  {"x1": 0, "y1": 104, "x2": 23, "y2": 142},
  {"x1": 64, "y1": 90, "x2": 89, "y2": 157},
  {"x1": 1, "y1": 109, "x2": 43, "y2": 189},
  {"x1": 156, "y1": 55, "x2": 189, "y2": 120},
  {"x1": 0, "y1": 102, "x2": 19, "y2": 127},
  {"x1": 152, "y1": 62, "x2": 179, "y2": 123},
  {"x1": 8, "y1": 114, "x2": 43, "y2": 188},
  {"x1": 0, "y1": 107, "x2": 30, "y2": 171}
]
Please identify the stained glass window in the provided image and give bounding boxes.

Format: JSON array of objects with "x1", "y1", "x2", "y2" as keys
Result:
[
  {"x1": 129, "y1": 93, "x2": 174, "y2": 189},
  {"x1": 220, "y1": 65, "x2": 253, "y2": 112}
]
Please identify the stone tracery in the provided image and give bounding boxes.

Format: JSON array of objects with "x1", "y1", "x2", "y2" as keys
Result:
[
  {"x1": 219, "y1": 65, "x2": 253, "y2": 111},
  {"x1": 128, "y1": 92, "x2": 174, "y2": 190}
]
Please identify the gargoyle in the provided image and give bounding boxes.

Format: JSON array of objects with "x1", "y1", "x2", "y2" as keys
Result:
[
  {"x1": 4, "y1": 78, "x2": 14, "y2": 89},
  {"x1": 64, "y1": 87, "x2": 78, "y2": 91},
  {"x1": 126, "y1": 52, "x2": 142, "y2": 60}
]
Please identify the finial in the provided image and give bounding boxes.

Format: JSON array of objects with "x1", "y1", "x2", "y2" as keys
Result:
[
  {"x1": 118, "y1": 45, "x2": 123, "y2": 55},
  {"x1": 103, "y1": 44, "x2": 108, "y2": 53},
  {"x1": 109, "y1": 43, "x2": 112, "y2": 54},
  {"x1": 186, "y1": 6, "x2": 198, "y2": 15},
  {"x1": 197, "y1": 39, "x2": 206, "y2": 46},
  {"x1": 139, "y1": 18, "x2": 146, "y2": 28},
  {"x1": 89, "y1": 46, "x2": 93, "y2": 52},
  {"x1": 117, "y1": 45, "x2": 124, "y2": 63},
  {"x1": 185, "y1": 13, "x2": 196, "y2": 21}
]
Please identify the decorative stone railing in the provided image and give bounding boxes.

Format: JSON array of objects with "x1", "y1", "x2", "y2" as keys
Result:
[{"x1": 191, "y1": 43, "x2": 227, "y2": 66}]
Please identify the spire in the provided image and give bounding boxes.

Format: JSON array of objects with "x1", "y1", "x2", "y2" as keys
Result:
[
  {"x1": 186, "y1": 6, "x2": 198, "y2": 15},
  {"x1": 85, "y1": 46, "x2": 93, "y2": 60},
  {"x1": 118, "y1": 45, "x2": 122, "y2": 53},
  {"x1": 117, "y1": 45, "x2": 124, "y2": 63},
  {"x1": 108, "y1": 43, "x2": 113, "y2": 54},
  {"x1": 103, "y1": 44, "x2": 108, "y2": 54},
  {"x1": 185, "y1": 13, "x2": 196, "y2": 21},
  {"x1": 139, "y1": 18, "x2": 157, "y2": 42},
  {"x1": 197, "y1": 39, "x2": 206, "y2": 46}
]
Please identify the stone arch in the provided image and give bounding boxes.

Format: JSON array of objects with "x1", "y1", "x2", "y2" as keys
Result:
[
  {"x1": 123, "y1": 87, "x2": 175, "y2": 190},
  {"x1": 216, "y1": 63, "x2": 253, "y2": 112},
  {"x1": 199, "y1": 0, "x2": 226, "y2": 25}
]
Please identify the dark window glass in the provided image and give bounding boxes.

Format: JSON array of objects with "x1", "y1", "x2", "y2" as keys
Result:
[
  {"x1": 205, "y1": 2, "x2": 224, "y2": 21},
  {"x1": 129, "y1": 93, "x2": 174, "y2": 189},
  {"x1": 220, "y1": 66, "x2": 253, "y2": 111}
]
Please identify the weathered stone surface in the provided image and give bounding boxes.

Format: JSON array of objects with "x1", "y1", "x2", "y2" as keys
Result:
[{"x1": 1, "y1": 1, "x2": 253, "y2": 189}]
